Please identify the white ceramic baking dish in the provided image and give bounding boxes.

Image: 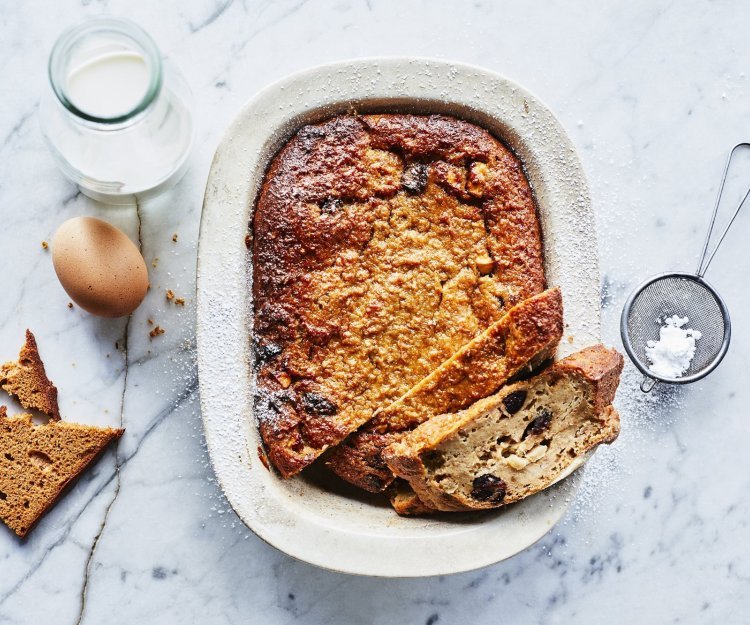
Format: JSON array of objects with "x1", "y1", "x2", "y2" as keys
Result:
[{"x1": 196, "y1": 58, "x2": 600, "y2": 577}]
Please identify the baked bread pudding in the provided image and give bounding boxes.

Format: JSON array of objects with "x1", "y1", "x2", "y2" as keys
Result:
[
  {"x1": 253, "y1": 114, "x2": 545, "y2": 476},
  {"x1": 251, "y1": 113, "x2": 621, "y2": 514}
]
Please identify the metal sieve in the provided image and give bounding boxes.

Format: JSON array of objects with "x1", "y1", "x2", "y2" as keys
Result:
[{"x1": 621, "y1": 143, "x2": 749, "y2": 392}]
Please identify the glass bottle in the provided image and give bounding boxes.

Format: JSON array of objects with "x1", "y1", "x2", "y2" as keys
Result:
[{"x1": 39, "y1": 17, "x2": 193, "y2": 204}]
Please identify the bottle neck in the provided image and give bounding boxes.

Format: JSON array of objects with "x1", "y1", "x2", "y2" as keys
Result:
[{"x1": 48, "y1": 17, "x2": 163, "y2": 128}]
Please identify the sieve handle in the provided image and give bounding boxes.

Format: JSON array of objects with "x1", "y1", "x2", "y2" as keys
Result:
[
  {"x1": 640, "y1": 376, "x2": 657, "y2": 393},
  {"x1": 697, "y1": 142, "x2": 750, "y2": 277}
]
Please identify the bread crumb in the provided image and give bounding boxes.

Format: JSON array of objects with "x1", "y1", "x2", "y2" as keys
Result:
[
  {"x1": 166, "y1": 289, "x2": 175, "y2": 301},
  {"x1": 147, "y1": 318, "x2": 154, "y2": 325},
  {"x1": 174, "y1": 298, "x2": 185, "y2": 306},
  {"x1": 172, "y1": 233, "x2": 178, "y2": 243},
  {"x1": 152, "y1": 257, "x2": 159, "y2": 268},
  {"x1": 149, "y1": 326, "x2": 165, "y2": 339},
  {"x1": 41, "y1": 241, "x2": 49, "y2": 250},
  {"x1": 67, "y1": 302, "x2": 73, "y2": 309}
]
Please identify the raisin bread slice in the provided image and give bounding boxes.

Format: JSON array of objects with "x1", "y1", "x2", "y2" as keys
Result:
[
  {"x1": 382, "y1": 345, "x2": 623, "y2": 512},
  {"x1": 326, "y1": 287, "x2": 564, "y2": 492},
  {"x1": 0, "y1": 330, "x2": 60, "y2": 420}
]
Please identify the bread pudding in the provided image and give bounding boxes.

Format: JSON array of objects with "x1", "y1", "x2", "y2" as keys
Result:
[{"x1": 252, "y1": 114, "x2": 545, "y2": 477}]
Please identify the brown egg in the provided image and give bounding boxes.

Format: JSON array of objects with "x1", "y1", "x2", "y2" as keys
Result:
[{"x1": 51, "y1": 217, "x2": 148, "y2": 318}]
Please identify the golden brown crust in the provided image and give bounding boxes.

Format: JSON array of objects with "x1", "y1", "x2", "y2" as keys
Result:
[
  {"x1": 326, "y1": 288, "x2": 563, "y2": 491},
  {"x1": 551, "y1": 344, "x2": 623, "y2": 413},
  {"x1": 253, "y1": 114, "x2": 545, "y2": 477},
  {"x1": 0, "y1": 330, "x2": 60, "y2": 420},
  {"x1": 0, "y1": 411, "x2": 123, "y2": 538},
  {"x1": 383, "y1": 345, "x2": 623, "y2": 511}
]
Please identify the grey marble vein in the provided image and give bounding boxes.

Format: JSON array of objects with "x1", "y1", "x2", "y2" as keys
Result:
[{"x1": 1, "y1": 0, "x2": 749, "y2": 624}]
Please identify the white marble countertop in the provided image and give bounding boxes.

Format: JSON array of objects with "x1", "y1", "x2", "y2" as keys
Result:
[{"x1": 2, "y1": 1, "x2": 749, "y2": 623}]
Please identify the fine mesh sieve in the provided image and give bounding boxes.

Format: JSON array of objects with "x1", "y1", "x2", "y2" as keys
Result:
[
  {"x1": 621, "y1": 143, "x2": 748, "y2": 392},
  {"x1": 621, "y1": 273, "x2": 730, "y2": 391}
]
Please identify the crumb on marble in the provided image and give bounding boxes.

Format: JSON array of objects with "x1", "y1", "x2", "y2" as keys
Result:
[
  {"x1": 174, "y1": 297, "x2": 185, "y2": 306},
  {"x1": 41, "y1": 241, "x2": 49, "y2": 250},
  {"x1": 147, "y1": 318, "x2": 154, "y2": 325},
  {"x1": 149, "y1": 326, "x2": 165, "y2": 339},
  {"x1": 152, "y1": 257, "x2": 159, "y2": 268},
  {"x1": 172, "y1": 233, "x2": 178, "y2": 243},
  {"x1": 166, "y1": 289, "x2": 175, "y2": 301},
  {"x1": 67, "y1": 302, "x2": 73, "y2": 309}
]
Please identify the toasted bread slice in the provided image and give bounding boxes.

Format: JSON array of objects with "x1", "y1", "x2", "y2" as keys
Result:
[
  {"x1": 326, "y1": 288, "x2": 564, "y2": 492},
  {"x1": 383, "y1": 345, "x2": 623, "y2": 512},
  {"x1": 0, "y1": 408, "x2": 123, "y2": 538},
  {"x1": 0, "y1": 330, "x2": 60, "y2": 420}
]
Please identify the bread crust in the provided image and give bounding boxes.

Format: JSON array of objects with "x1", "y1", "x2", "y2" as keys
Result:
[
  {"x1": 253, "y1": 114, "x2": 545, "y2": 477},
  {"x1": 383, "y1": 345, "x2": 623, "y2": 511},
  {"x1": 326, "y1": 288, "x2": 563, "y2": 491}
]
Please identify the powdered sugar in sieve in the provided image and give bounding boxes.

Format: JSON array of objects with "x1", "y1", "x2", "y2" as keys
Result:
[{"x1": 621, "y1": 143, "x2": 748, "y2": 392}]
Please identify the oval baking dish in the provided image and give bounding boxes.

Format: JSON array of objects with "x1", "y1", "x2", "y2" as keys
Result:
[{"x1": 196, "y1": 58, "x2": 600, "y2": 577}]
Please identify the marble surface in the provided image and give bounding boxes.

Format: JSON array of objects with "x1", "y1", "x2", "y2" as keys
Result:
[{"x1": 1, "y1": 1, "x2": 749, "y2": 623}]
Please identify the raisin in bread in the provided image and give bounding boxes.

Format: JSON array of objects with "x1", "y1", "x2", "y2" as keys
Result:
[
  {"x1": 253, "y1": 114, "x2": 546, "y2": 477},
  {"x1": 383, "y1": 345, "x2": 623, "y2": 512},
  {"x1": 327, "y1": 287, "x2": 563, "y2": 491}
]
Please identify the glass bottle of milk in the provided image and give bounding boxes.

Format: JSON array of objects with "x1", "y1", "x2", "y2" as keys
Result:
[{"x1": 40, "y1": 18, "x2": 193, "y2": 204}]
